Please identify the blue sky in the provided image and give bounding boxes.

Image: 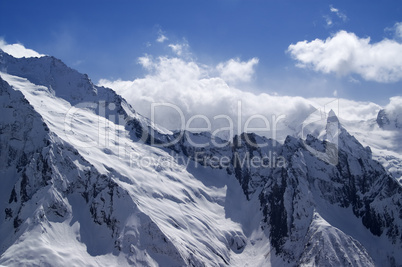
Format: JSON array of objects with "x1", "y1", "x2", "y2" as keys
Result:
[{"x1": 1, "y1": 0, "x2": 401, "y2": 104}]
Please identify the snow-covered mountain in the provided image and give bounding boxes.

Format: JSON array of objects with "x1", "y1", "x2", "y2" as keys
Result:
[
  {"x1": 377, "y1": 107, "x2": 402, "y2": 130},
  {"x1": 0, "y1": 50, "x2": 401, "y2": 266}
]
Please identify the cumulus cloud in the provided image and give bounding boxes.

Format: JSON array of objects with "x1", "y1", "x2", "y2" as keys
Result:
[
  {"x1": 384, "y1": 96, "x2": 402, "y2": 114},
  {"x1": 99, "y1": 55, "x2": 316, "y2": 141},
  {"x1": 216, "y1": 57, "x2": 259, "y2": 83},
  {"x1": 288, "y1": 30, "x2": 402, "y2": 82},
  {"x1": 0, "y1": 38, "x2": 45, "y2": 58}
]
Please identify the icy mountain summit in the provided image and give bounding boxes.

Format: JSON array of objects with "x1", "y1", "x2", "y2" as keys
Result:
[
  {"x1": 0, "y1": 50, "x2": 401, "y2": 266},
  {"x1": 377, "y1": 108, "x2": 402, "y2": 130}
]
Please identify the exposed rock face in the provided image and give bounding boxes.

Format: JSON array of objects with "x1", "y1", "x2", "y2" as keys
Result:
[
  {"x1": 377, "y1": 109, "x2": 391, "y2": 128},
  {"x1": 377, "y1": 108, "x2": 402, "y2": 130}
]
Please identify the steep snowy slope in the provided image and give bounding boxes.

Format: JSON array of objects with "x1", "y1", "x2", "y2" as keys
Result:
[
  {"x1": 0, "y1": 52, "x2": 260, "y2": 266},
  {"x1": 1, "y1": 51, "x2": 402, "y2": 266},
  {"x1": 0, "y1": 72, "x2": 258, "y2": 266},
  {"x1": 339, "y1": 115, "x2": 402, "y2": 185}
]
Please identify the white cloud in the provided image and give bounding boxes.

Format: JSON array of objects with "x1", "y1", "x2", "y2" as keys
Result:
[
  {"x1": 168, "y1": 43, "x2": 190, "y2": 57},
  {"x1": 348, "y1": 77, "x2": 360, "y2": 84},
  {"x1": 157, "y1": 34, "x2": 168, "y2": 43},
  {"x1": 168, "y1": 44, "x2": 183, "y2": 56},
  {"x1": 383, "y1": 96, "x2": 402, "y2": 127},
  {"x1": 156, "y1": 28, "x2": 168, "y2": 43},
  {"x1": 310, "y1": 97, "x2": 381, "y2": 121},
  {"x1": 395, "y1": 22, "x2": 402, "y2": 40},
  {"x1": 216, "y1": 57, "x2": 259, "y2": 83},
  {"x1": 99, "y1": 55, "x2": 316, "y2": 141},
  {"x1": 324, "y1": 5, "x2": 347, "y2": 27},
  {"x1": 0, "y1": 38, "x2": 45, "y2": 58},
  {"x1": 329, "y1": 5, "x2": 347, "y2": 21},
  {"x1": 324, "y1": 15, "x2": 333, "y2": 26},
  {"x1": 288, "y1": 30, "x2": 402, "y2": 83},
  {"x1": 329, "y1": 6, "x2": 338, "y2": 13},
  {"x1": 385, "y1": 96, "x2": 402, "y2": 112},
  {"x1": 386, "y1": 22, "x2": 402, "y2": 41},
  {"x1": 138, "y1": 55, "x2": 154, "y2": 70}
]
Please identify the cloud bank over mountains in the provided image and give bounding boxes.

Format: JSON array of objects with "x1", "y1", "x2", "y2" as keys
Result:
[
  {"x1": 98, "y1": 38, "x2": 384, "y2": 140},
  {"x1": 99, "y1": 54, "x2": 309, "y2": 138}
]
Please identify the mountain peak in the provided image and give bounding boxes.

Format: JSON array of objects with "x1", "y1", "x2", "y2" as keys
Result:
[
  {"x1": 327, "y1": 109, "x2": 339, "y2": 123},
  {"x1": 377, "y1": 108, "x2": 402, "y2": 130}
]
